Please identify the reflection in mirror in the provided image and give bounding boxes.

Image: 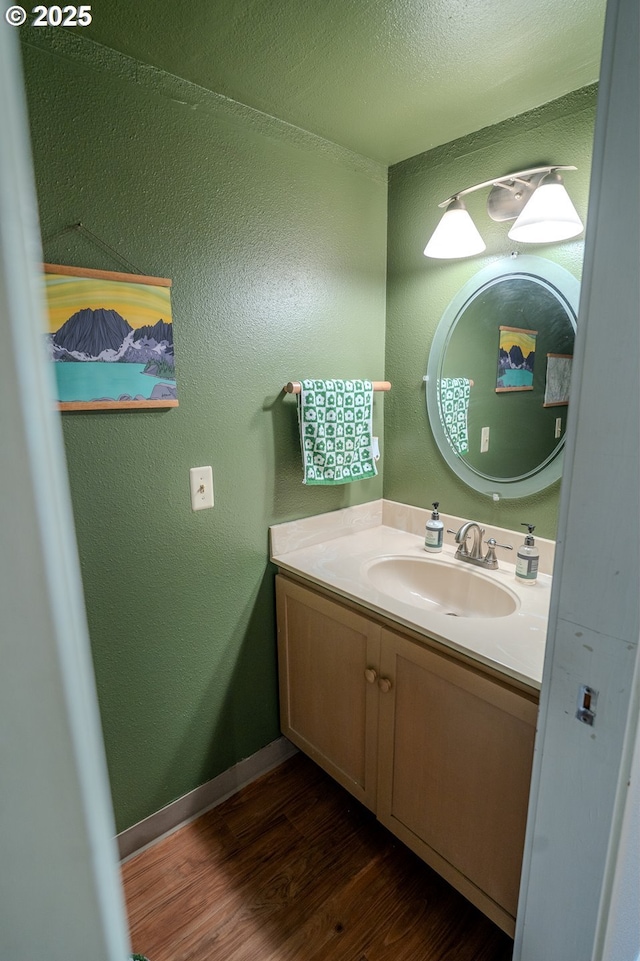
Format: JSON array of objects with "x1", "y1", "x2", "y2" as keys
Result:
[{"x1": 426, "y1": 256, "x2": 580, "y2": 498}]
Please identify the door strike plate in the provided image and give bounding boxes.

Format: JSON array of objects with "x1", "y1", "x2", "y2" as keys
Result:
[{"x1": 576, "y1": 684, "x2": 598, "y2": 726}]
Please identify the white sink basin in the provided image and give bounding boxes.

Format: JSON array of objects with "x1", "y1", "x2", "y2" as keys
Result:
[{"x1": 365, "y1": 555, "x2": 519, "y2": 619}]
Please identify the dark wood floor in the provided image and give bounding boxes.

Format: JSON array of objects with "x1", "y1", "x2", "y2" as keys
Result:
[{"x1": 122, "y1": 753, "x2": 513, "y2": 961}]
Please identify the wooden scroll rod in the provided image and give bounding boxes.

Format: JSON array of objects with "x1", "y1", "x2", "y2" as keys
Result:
[{"x1": 284, "y1": 380, "x2": 391, "y2": 394}]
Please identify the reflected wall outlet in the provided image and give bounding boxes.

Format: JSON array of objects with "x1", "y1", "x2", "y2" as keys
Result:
[
  {"x1": 190, "y1": 466, "x2": 214, "y2": 511},
  {"x1": 480, "y1": 427, "x2": 490, "y2": 453}
]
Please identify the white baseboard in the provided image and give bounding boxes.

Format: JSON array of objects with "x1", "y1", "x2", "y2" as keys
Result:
[{"x1": 117, "y1": 736, "x2": 298, "y2": 862}]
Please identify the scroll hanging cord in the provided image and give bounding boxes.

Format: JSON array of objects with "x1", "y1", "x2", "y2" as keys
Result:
[{"x1": 43, "y1": 222, "x2": 147, "y2": 275}]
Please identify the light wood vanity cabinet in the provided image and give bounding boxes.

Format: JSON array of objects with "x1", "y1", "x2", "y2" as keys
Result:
[
  {"x1": 376, "y1": 627, "x2": 537, "y2": 932},
  {"x1": 276, "y1": 574, "x2": 538, "y2": 936},
  {"x1": 275, "y1": 574, "x2": 382, "y2": 810}
]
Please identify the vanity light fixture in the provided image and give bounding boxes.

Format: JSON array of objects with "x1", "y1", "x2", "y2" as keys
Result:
[
  {"x1": 424, "y1": 165, "x2": 583, "y2": 259},
  {"x1": 423, "y1": 198, "x2": 486, "y2": 259}
]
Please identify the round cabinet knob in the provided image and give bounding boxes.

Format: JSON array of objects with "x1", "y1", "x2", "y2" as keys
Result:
[
  {"x1": 378, "y1": 677, "x2": 392, "y2": 693},
  {"x1": 364, "y1": 668, "x2": 377, "y2": 684}
]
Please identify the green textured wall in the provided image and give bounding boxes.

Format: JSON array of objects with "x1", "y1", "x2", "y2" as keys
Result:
[
  {"x1": 385, "y1": 86, "x2": 597, "y2": 539},
  {"x1": 21, "y1": 33, "x2": 387, "y2": 832}
]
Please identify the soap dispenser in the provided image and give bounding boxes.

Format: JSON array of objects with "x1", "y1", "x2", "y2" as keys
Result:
[
  {"x1": 516, "y1": 524, "x2": 539, "y2": 584},
  {"x1": 424, "y1": 502, "x2": 444, "y2": 553}
]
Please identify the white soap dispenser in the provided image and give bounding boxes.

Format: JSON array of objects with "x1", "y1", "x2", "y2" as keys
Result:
[
  {"x1": 516, "y1": 523, "x2": 539, "y2": 585},
  {"x1": 424, "y1": 502, "x2": 444, "y2": 553}
]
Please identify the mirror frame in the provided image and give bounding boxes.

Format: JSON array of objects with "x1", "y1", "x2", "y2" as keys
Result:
[{"x1": 426, "y1": 255, "x2": 580, "y2": 498}]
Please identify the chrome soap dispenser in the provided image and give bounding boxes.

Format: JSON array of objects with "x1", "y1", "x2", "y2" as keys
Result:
[
  {"x1": 424, "y1": 502, "x2": 444, "y2": 553},
  {"x1": 516, "y1": 523, "x2": 539, "y2": 584}
]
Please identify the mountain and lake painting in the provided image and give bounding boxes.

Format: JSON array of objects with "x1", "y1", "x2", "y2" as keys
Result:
[
  {"x1": 44, "y1": 264, "x2": 178, "y2": 410},
  {"x1": 496, "y1": 325, "x2": 537, "y2": 393}
]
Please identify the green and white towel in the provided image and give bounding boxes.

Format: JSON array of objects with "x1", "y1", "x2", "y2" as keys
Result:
[
  {"x1": 297, "y1": 379, "x2": 377, "y2": 485},
  {"x1": 439, "y1": 377, "x2": 470, "y2": 455}
]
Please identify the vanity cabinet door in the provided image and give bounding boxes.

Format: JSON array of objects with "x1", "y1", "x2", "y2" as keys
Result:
[
  {"x1": 376, "y1": 628, "x2": 537, "y2": 935},
  {"x1": 276, "y1": 575, "x2": 381, "y2": 811}
]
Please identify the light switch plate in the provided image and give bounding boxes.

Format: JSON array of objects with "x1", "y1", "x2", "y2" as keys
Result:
[
  {"x1": 480, "y1": 426, "x2": 490, "y2": 453},
  {"x1": 190, "y1": 466, "x2": 214, "y2": 510}
]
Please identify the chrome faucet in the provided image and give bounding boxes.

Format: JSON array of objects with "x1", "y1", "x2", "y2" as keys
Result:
[
  {"x1": 447, "y1": 522, "x2": 513, "y2": 570},
  {"x1": 454, "y1": 521, "x2": 485, "y2": 561}
]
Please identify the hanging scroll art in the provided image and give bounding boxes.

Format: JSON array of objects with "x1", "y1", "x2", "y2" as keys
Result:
[{"x1": 44, "y1": 263, "x2": 178, "y2": 411}]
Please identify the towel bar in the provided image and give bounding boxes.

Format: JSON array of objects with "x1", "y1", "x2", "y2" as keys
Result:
[
  {"x1": 284, "y1": 380, "x2": 391, "y2": 394},
  {"x1": 423, "y1": 375, "x2": 474, "y2": 386}
]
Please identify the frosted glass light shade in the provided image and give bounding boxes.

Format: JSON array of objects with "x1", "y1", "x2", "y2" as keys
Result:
[
  {"x1": 424, "y1": 199, "x2": 486, "y2": 259},
  {"x1": 508, "y1": 174, "x2": 583, "y2": 243}
]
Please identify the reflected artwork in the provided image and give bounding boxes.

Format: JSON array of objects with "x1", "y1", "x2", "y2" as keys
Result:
[
  {"x1": 496, "y1": 325, "x2": 537, "y2": 392},
  {"x1": 543, "y1": 353, "x2": 573, "y2": 406}
]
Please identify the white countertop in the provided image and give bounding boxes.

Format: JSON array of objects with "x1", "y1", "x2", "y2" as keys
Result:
[{"x1": 271, "y1": 521, "x2": 551, "y2": 691}]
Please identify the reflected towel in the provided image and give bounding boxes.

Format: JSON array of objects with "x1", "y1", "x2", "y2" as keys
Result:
[
  {"x1": 439, "y1": 377, "x2": 470, "y2": 455},
  {"x1": 297, "y1": 379, "x2": 377, "y2": 485}
]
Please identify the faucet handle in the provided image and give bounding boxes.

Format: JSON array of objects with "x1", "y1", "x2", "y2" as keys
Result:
[
  {"x1": 484, "y1": 537, "x2": 513, "y2": 568},
  {"x1": 485, "y1": 537, "x2": 513, "y2": 549}
]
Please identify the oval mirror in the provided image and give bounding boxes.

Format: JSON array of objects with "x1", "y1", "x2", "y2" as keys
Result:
[{"x1": 426, "y1": 256, "x2": 579, "y2": 497}]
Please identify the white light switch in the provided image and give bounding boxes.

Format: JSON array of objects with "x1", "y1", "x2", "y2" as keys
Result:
[
  {"x1": 480, "y1": 427, "x2": 490, "y2": 453},
  {"x1": 555, "y1": 417, "x2": 562, "y2": 439},
  {"x1": 190, "y1": 466, "x2": 214, "y2": 511}
]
